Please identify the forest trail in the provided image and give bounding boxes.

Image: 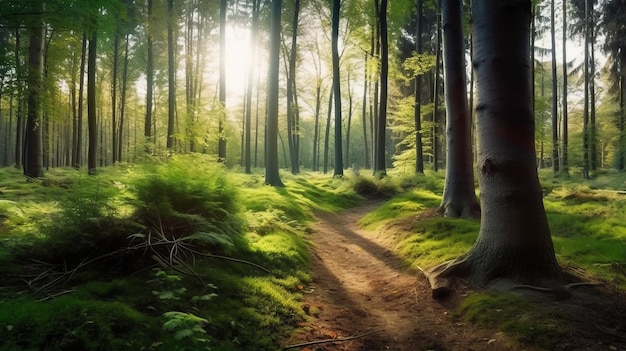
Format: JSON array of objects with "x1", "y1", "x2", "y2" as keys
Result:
[{"x1": 283, "y1": 201, "x2": 517, "y2": 351}]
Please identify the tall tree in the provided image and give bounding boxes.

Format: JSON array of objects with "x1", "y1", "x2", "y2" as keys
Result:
[
  {"x1": 286, "y1": 0, "x2": 301, "y2": 174},
  {"x1": 414, "y1": 0, "x2": 424, "y2": 174},
  {"x1": 426, "y1": 0, "x2": 562, "y2": 298},
  {"x1": 265, "y1": 0, "x2": 284, "y2": 186},
  {"x1": 550, "y1": 0, "x2": 559, "y2": 175},
  {"x1": 75, "y1": 32, "x2": 87, "y2": 168},
  {"x1": 332, "y1": 0, "x2": 344, "y2": 177},
  {"x1": 245, "y1": 0, "x2": 260, "y2": 174},
  {"x1": 438, "y1": 0, "x2": 479, "y2": 218},
  {"x1": 24, "y1": 13, "x2": 44, "y2": 178},
  {"x1": 373, "y1": 0, "x2": 388, "y2": 176},
  {"x1": 145, "y1": 0, "x2": 154, "y2": 152},
  {"x1": 87, "y1": 30, "x2": 97, "y2": 175},
  {"x1": 431, "y1": 0, "x2": 442, "y2": 172},
  {"x1": 561, "y1": 0, "x2": 569, "y2": 174},
  {"x1": 167, "y1": 0, "x2": 177, "y2": 150},
  {"x1": 218, "y1": 0, "x2": 227, "y2": 162}
]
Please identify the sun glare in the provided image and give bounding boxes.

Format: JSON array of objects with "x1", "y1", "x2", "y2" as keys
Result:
[{"x1": 225, "y1": 25, "x2": 252, "y2": 100}]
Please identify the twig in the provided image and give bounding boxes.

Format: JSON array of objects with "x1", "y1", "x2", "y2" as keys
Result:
[
  {"x1": 37, "y1": 289, "x2": 77, "y2": 302},
  {"x1": 282, "y1": 329, "x2": 384, "y2": 350}
]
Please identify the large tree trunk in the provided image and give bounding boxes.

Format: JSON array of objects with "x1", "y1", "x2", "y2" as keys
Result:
[
  {"x1": 438, "y1": 0, "x2": 479, "y2": 219},
  {"x1": 24, "y1": 21, "x2": 44, "y2": 178},
  {"x1": 265, "y1": 0, "x2": 284, "y2": 186},
  {"x1": 332, "y1": 0, "x2": 343, "y2": 177},
  {"x1": 427, "y1": 0, "x2": 561, "y2": 299}
]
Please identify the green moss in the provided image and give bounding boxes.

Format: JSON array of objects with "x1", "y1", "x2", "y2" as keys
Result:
[
  {"x1": 360, "y1": 189, "x2": 441, "y2": 228},
  {"x1": 457, "y1": 293, "x2": 565, "y2": 350}
]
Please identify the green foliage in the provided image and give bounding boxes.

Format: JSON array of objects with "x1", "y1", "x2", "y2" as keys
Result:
[
  {"x1": 348, "y1": 173, "x2": 402, "y2": 199},
  {"x1": 0, "y1": 297, "x2": 158, "y2": 351},
  {"x1": 456, "y1": 293, "x2": 565, "y2": 349},
  {"x1": 131, "y1": 155, "x2": 244, "y2": 252},
  {"x1": 162, "y1": 312, "x2": 211, "y2": 350},
  {"x1": 402, "y1": 52, "x2": 437, "y2": 78}
]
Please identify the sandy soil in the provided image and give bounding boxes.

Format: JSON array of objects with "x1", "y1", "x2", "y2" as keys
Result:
[{"x1": 282, "y1": 201, "x2": 626, "y2": 351}]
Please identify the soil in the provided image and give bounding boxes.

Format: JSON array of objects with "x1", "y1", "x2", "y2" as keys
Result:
[{"x1": 282, "y1": 201, "x2": 626, "y2": 351}]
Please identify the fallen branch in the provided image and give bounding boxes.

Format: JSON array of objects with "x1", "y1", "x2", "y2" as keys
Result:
[{"x1": 282, "y1": 330, "x2": 384, "y2": 350}]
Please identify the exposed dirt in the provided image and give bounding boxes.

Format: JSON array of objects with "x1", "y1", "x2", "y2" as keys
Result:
[{"x1": 283, "y1": 201, "x2": 626, "y2": 351}]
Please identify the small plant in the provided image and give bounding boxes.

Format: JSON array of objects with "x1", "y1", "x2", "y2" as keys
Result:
[{"x1": 162, "y1": 311, "x2": 211, "y2": 350}]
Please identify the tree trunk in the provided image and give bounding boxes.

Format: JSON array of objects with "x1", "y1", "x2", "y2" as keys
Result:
[
  {"x1": 438, "y1": 0, "x2": 480, "y2": 218},
  {"x1": 432, "y1": 0, "x2": 442, "y2": 172},
  {"x1": 362, "y1": 52, "x2": 370, "y2": 169},
  {"x1": 14, "y1": 28, "x2": 23, "y2": 169},
  {"x1": 111, "y1": 33, "x2": 119, "y2": 163},
  {"x1": 218, "y1": 0, "x2": 227, "y2": 162},
  {"x1": 75, "y1": 32, "x2": 87, "y2": 168},
  {"x1": 582, "y1": 0, "x2": 590, "y2": 179},
  {"x1": 245, "y1": 0, "x2": 260, "y2": 174},
  {"x1": 145, "y1": 0, "x2": 154, "y2": 151},
  {"x1": 561, "y1": 0, "x2": 568, "y2": 174},
  {"x1": 167, "y1": 0, "x2": 176, "y2": 150},
  {"x1": 550, "y1": 0, "x2": 559, "y2": 175},
  {"x1": 24, "y1": 20, "x2": 44, "y2": 178},
  {"x1": 323, "y1": 89, "x2": 333, "y2": 174},
  {"x1": 414, "y1": 0, "x2": 424, "y2": 174},
  {"x1": 589, "y1": 5, "x2": 597, "y2": 171},
  {"x1": 87, "y1": 31, "x2": 98, "y2": 175},
  {"x1": 265, "y1": 0, "x2": 284, "y2": 186},
  {"x1": 373, "y1": 0, "x2": 388, "y2": 177},
  {"x1": 332, "y1": 0, "x2": 344, "y2": 177},
  {"x1": 119, "y1": 34, "x2": 130, "y2": 162},
  {"x1": 427, "y1": 0, "x2": 562, "y2": 298}
]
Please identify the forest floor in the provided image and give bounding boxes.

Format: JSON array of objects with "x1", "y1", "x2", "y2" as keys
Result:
[{"x1": 283, "y1": 201, "x2": 626, "y2": 351}]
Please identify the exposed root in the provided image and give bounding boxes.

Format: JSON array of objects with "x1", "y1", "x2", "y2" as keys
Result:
[
  {"x1": 510, "y1": 282, "x2": 600, "y2": 300},
  {"x1": 282, "y1": 330, "x2": 384, "y2": 350},
  {"x1": 423, "y1": 257, "x2": 469, "y2": 299}
]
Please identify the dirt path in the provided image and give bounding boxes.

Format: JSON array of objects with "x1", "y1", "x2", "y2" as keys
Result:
[{"x1": 283, "y1": 201, "x2": 518, "y2": 351}]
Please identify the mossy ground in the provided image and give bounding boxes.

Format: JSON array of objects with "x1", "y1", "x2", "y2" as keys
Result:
[{"x1": 0, "y1": 158, "x2": 360, "y2": 351}]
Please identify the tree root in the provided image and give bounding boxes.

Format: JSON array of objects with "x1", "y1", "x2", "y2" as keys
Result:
[
  {"x1": 282, "y1": 330, "x2": 384, "y2": 350},
  {"x1": 510, "y1": 282, "x2": 600, "y2": 300},
  {"x1": 423, "y1": 257, "x2": 469, "y2": 299}
]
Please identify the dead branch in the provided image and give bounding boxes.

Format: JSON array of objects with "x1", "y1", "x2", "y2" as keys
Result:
[{"x1": 282, "y1": 329, "x2": 384, "y2": 350}]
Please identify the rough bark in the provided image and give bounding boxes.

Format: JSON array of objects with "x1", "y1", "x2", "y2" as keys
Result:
[
  {"x1": 24, "y1": 20, "x2": 44, "y2": 178},
  {"x1": 265, "y1": 0, "x2": 284, "y2": 187},
  {"x1": 426, "y1": 0, "x2": 562, "y2": 299},
  {"x1": 438, "y1": 0, "x2": 480, "y2": 219}
]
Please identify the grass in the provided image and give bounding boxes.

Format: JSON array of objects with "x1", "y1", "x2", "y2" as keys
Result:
[{"x1": 0, "y1": 159, "x2": 360, "y2": 351}]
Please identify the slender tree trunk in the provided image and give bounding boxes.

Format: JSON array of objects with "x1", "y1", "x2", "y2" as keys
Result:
[
  {"x1": 414, "y1": 0, "x2": 424, "y2": 174},
  {"x1": 582, "y1": 0, "x2": 590, "y2": 179},
  {"x1": 265, "y1": 0, "x2": 284, "y2": 186},
  {"x1": 332, "y1": 0, "x2": 344, "y2": 176},
  {"x1": 75, "y1": 32, "x2": 86, "y2": 168},
  {"x1": 427, "y1": 0, "x2": 561, "y2": 298},
  {"x1": 432, "y1": 0, "x2": 442, "y2": 172},
  {"x1": 313, "y1": 78, "x2": 321, "y2": 171},
  {"x1": 87, "y1": 31, "x2": 98, "y2": 175},
  {"x1": 323, "y1": 89, "x2": 333, "y2": 174},
  {"x1": 589, "y1": 6, "x2": 597, "y2": 171},
  {"x1": 145, "y1": 0, "x2": 154, "y2": 152},
  {"x1": 561, "y1": 0, "x2": 568, "y2": 174},
  {"x1": 167, "y1": 0, "x2": 176, "y2": 150},
  {"x1": 119, "y1": 34, "x2": 129, "y2": 162},
  {"x1": 346, "y1": 72, "x2": 353, "y2": 167},
  {"x1": 245, "y1": 0, "x2": 260, "y2": 173},
  {"x1": 438, "y1": 0, "x2": 480, "y2": 218},
  {"x1": 24, "y1": 20, "x2": 44, "y2": 178},
  {"x1": 218, "y1": 0, "x2": 227, "y2": 162},
  {"x1": 111, "y1": 33, "x2": 119, "y2": 163},
  {"x1": 550, "y1": 0, "x2": 560, "y2": 175},
  {"x1": 14, "y1": 28, "x2": 23, "y2": 169},
  {"x1": 373, "y1": 0, "x2": 388, "y2": 177},
  {"x1": 362, "y1": 51, "x2": 370, "y2": 169}
]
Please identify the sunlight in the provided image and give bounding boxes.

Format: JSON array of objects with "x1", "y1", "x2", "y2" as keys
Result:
[{"x1": 224, "y1": 25, "x2": 252, "y2": 101}]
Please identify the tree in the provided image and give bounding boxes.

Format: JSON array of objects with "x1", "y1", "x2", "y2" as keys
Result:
[
  {"x1": 87, "y1": 30, "x2": 97, "y2": 175},
  {"x1": 550, "y1": 0, "x2": 559, "y2": 175},
  {"x1": 438, "y1": 0, "x2": 479, "y2": 219},
  {"x1": 265, "y1": 0, "x2": 284, "y2": 187},
  {"x1": 426, "y1": 0, "x2": 562, "y2": 298},
  {"x1": 414, "y1": 0, "x2": 424, "y2": 174},
  {"x1": 561, "y1": 0, "x2": 569, "y2": 174},
  {"x1": 245, "y1": 0, "x2": 261, "y2": 174},
  {"x1": 373, "y1": 0, "x2": 388, "y2": 177},
  {"x1": 167, "y1": 0, "x2": 177, "y2": 150},
  {"x1": 24, "y1": 12, "x2": 44, "y2": 178},
  {"x1": 332, "y1": 0, "x2": 344, "y2": 177},
  {"x1": 145, "y1": 0, "x2": 154, "y2": 152},
  {"x1": 218, "y1": 0, "x2": 227, "y2": 162}
]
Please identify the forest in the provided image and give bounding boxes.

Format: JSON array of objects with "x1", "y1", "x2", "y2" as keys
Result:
[{"x1": 1, "y1": 0, "x2": 626, "y2": 350}]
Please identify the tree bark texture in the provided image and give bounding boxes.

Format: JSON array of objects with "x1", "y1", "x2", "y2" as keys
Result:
[
  {"x1": 265, "y1": 0, "x2": 284, "y2": 186},
  {"x1": 427, "y1": 0, "x2": 561, "y2": 298},
  {"x1": 24, "y1": 23, "x2": 44, "y2": 178},
  {"x1": 438, "y1": 0, "x2": 479, "y2": 218},
  {"x1": 332, "y1": 0, "x2": 344, "y2": 176},
  {"x1": 374, "y1": 0, "x2": 388, "y2": 176}
]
